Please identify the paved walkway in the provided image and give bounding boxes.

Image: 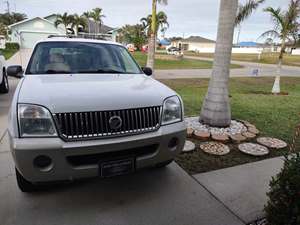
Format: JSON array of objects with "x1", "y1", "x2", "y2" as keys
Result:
[{"x1": 194, "y1": 157, "x2": 284, "y2": 224}]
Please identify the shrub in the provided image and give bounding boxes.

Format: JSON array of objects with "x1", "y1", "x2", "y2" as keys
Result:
[
  {"x1": 5, "y1": 42, "x2": 20, "y2": 50},
  {"x1": 265, "y1": 153, "x2": 300, "y2": 225}
]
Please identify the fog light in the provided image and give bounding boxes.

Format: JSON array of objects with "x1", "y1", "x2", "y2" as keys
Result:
[
  {"x1": 168, "y1": 137, "x2": 179, "y2": 150},
  {"x1": 33, "y1": 155, "x2": 53, "y2": 171}
]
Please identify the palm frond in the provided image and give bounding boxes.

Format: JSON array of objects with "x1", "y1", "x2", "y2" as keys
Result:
[
  {"x1": 259, "y1": 30, "x2": 280, "y2": 39},
  {"x1": 235, "y1": 0, "x2": 265, "y2": 26},
  {"x1": 264, "y1": 7, "x2": 285, "y2": 29}
]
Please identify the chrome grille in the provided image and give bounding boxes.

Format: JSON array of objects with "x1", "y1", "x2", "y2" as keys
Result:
[{"x1": 53, "y1": 106, "x2": 161, "y2": 141}]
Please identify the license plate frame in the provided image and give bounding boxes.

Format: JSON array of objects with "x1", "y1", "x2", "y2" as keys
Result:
[{"x1": 100, "y1": 157, "x2": 135, "y2": 178}]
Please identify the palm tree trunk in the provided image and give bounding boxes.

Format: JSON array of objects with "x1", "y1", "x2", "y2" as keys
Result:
[
  {"x1": 200, "y1": 0, "x2": 238, "y2": 127},
  {"x1": 146, "y1": 0, "x2": 157, "y2": 72},
  {"x1": 272, "y1": 40, "x2": 285, "y2": 94}
]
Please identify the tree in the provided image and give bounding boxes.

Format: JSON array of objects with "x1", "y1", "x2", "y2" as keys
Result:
[
  {"x1": 146, "y1": 0, "x2": 168, "y2": 71},
  {"x1": 261, "y1": 0, "x2": 300, "y2": 94},
  {"x1": 235, "y1": 0, "x2": 266, "y2": 44},
  {"x1": 119, "y1": 24, "x2": 147, "y2": 50},
  {"x1": 0, "y1": 12, "x2": 27, "y2": 26},
  {"x1": 82, "y1": 11, "x2": 92, "y2": 33},
  {"x1": 54, "y1": 13, "x2": 73, "y2": 34},
  {"x1": 141, "y1": 11, "x2": 169, "y2": 37},
  {"x1": 200, "y1": 0, "x2": 266, "y2": 127},
  {"x1": 71, "y1": 14, "x2": 87, "y2": 36},
  {"x1": 90, "y1": 8, "x2": 105, "y2": 34},
  {"x1": 199, "y1": 0, "x2": 238, "y2": 127}
]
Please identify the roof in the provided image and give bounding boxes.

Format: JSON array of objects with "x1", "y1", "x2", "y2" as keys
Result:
[
  {"x1": 238, "y1": 41, "x2": 258, "y2": 47},
  {"x1": 87, "y1": 21, "x2": 116, "y2": 34},
  {"x1": 8, "y1": 17, "x2": 56, "y2": 28},
  {"x1": 36, "y1": 37, "x2": 122, "y2": 46},
  {"x1": 183, "y1": 36, "x2": 215, "y2": 43}
]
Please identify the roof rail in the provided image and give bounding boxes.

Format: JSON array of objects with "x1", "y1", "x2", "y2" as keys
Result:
[{"x1": 47, "y1": 35, "x2": 75, "y2": 39}]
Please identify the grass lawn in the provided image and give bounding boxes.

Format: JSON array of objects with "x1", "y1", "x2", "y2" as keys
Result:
[
  {"x1": 131, "y1": 51, "x2": 242, "y2": 70},
  {"x1": 160, "y1": 77, "x2": 300, "y2": 174},
  {"x1": 0, "y1": 48, "x2": 18, "y2": 60},
  {"x1": 185, "y1": 52, "x2": 300, "y2": 67}
]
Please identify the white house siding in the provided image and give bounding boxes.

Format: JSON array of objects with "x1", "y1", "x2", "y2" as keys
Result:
[
  {"x1": 292, "y1": 48, "x2": 300, "y2": 55},
  {"x1": 9, "y1": 17, "x2": 66, "y2": 49}
]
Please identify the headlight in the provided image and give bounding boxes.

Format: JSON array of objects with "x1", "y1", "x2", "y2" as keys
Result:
[
  {"x1": 18, "y1": 104, "x2": 57, "y2": 137},
  {"x1": 162, "y1": 96, "x2": 182, "y2": 125}
]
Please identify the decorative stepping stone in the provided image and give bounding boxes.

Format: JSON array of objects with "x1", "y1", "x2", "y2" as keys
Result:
[
  {"x1": 182, "y1": 140, "x2": 196, "y2": 153},
  {"x1": 238, "y1": 143, "x2": 269, "y2": 156},
  {"x1": 200, "y1": 142, "x2": 230, "y2": 156},
  {"x1": 211, "y1": 133, "x2": 229, "y2": 143},
  {"x1": 242, "y1": 131, "x2": 256, "y2": 139},
  {"x1": 186, "y1": 128, "x2": 194, "y2": 138},
  {"x1": 248, "y1": 127, "x2": 260, "y2": 135},
  {"x1": 194, "y1": 130, "x2": 210, "y2": 141},
  {"x1": 230, "y1": 134, "x2": 247, "y2": 143},
  {"x1": 257, "y1": 137, "x2": 288, "y2": 149}
]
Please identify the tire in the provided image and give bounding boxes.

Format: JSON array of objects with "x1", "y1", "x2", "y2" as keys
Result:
[
  {"x1": 156, "y1": 159, "x2": 174, "y2": 168},
  {"x1": 0, "y1": 69, "x2": 9, "y2": 94},
  {"x1": 15, "y1": 168, "x2": 37, "y2": 192}
]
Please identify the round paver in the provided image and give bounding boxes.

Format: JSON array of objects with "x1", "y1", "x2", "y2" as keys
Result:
[
  {"x1": 248, "y1": 127, "x2": 260, "y2": 135},
  {"x1": 186, "y1": 128, "x2": 194, "y2": 138},
  {"x1": 230, "y1": 134, "x2": 247, "y2": 143},
  {"x1": 242, "y1": 132, "x2": 256, "y2": 139},
  {"x1": 194, "y1": 130, "x2": 210, "y2": 140},
  {"x1": 238, "y1": 143, "x2": 269, "y2": 156},
  {"x1": 200, "y1": 142, "x2": 230, "y2": 156},
  {"x1": 182, "y1": 140, "x2": 196, "y2": 152},
  {"x1": 257, "y1": 137, "x2": 288, "y2": 149},
  {"x1": 211, "y1": 133, "x2": 229, "y2": 143}
]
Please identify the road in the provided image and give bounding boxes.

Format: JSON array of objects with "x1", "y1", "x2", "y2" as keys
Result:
[{"x1": 156, "y1": 55, "x2": 300, "y2": 79}]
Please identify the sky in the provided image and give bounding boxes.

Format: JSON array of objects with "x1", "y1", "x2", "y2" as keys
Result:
[{"x1": 0, "y1": 0, "x2": 290, "y2": 42}]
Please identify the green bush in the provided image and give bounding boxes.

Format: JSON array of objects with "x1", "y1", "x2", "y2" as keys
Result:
[
  {"x1": 5, "y1": 42, "x2": 20, "y2": 50},
  {"x1": 265, "y1": 153, "x2": 300, "y2": 225}
]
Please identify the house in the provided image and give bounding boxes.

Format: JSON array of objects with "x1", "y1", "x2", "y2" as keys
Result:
[
  {"x1": 170, "y1": 36, "x2": 216, "y2": 52},
  {"x1": 8, "y1": 15, "x2": 119, "y2": 49}
]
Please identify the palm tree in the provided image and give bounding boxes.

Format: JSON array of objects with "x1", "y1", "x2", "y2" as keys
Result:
[
  {"x1": 199, "y1": 0, "x2": 238, "y2": 127},
  {"x1": 200, "y1": 0, "x2": 266, "y2": 127},
  {"x1": 140, "y1": 11, "x2": 169, "y2": 37},
  {"x1": 82, "y1": 11, "x2": 91, "y2": 34},
  {"x1": 71, "y1": 14, "x2": 87, "y2": 36},
  {"x1": 260, "y1": 0, "x2": 300, "y2": 94},
  {"x1": 235, "y1": 0, "x2": 266, "y2": 44},
  {"x1": 90, "y1": 8, "x2": 105, "y2": 34},
  {"x1": 146, "y1": 0, "x2": 168, "y2": 71},
  {"x1": 55, "y1": 13, "x2": 73, "y2": 34}
]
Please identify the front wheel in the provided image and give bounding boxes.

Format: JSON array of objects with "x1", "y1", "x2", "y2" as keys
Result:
[
  {"x1": 0, "y1": 71, "x2": 9, "y2": 94},
  {"x1": 15, "y1": 168, "x2": 37, "y2": 192}
]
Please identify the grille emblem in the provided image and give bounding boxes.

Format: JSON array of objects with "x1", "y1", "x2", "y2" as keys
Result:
[{"x1": 109, "y1": 116, "x2": 122, "y2": 130}]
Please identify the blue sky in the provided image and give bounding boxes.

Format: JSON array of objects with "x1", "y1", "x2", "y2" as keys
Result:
[{"x1": 0, "y1": 0, "x2": 289, "y2": 42}]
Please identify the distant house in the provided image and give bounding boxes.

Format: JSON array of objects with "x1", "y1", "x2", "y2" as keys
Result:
[
  {"x1": 8, "y1": 15, "x2": 119, "y2": 49},
  {"x1": 170, "y1": 36, "x2": 216, "y2": 52}
]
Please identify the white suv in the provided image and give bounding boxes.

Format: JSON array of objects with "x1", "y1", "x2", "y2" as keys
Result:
[
  {"x1": 0, "y1": 52, "x2": 8, "y2": 93},
  {"x1": 7, "y1": 38, "x2": 187, "y2": 192}
]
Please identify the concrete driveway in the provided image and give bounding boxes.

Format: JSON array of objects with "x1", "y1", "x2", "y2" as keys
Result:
[{"x1": 0, "y1": 79, "x2": 245, "y2": 225}]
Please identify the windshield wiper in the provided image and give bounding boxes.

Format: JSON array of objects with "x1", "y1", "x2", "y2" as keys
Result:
[
  {"x1": 76, "y1": 69, "x2": 127, "y2": 74},
  {"x1": 45, "y1": 70, "x2": 71, "y2": 74}
]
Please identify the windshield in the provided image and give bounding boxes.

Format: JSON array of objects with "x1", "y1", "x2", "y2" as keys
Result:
[{"x1": 25, "y1": 41, "x2": 142, "y2": 75}]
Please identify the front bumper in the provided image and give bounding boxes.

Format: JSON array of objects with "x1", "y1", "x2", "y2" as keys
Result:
[{"x1": 9, "y1": 122, "x2": 186, "y2": 183}]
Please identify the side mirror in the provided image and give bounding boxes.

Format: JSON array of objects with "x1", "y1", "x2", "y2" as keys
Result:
[
  {"x1": 142, "y1": 67, "x2": 153, "y2": 76},
  {"x1": 7, "y1": 65, "x2": 23, "y2": 78}
]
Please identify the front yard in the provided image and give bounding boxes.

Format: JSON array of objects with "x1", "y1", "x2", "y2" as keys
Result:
[{"x1": 161, "y1": 77, "x2": 300, "y2": 174}]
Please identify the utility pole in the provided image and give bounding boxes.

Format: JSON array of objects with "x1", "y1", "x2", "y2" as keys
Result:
[{"x1": 4, "y1": 0, "x2": 10, "y2": 14}]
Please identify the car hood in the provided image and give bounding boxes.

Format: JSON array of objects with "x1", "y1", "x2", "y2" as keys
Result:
[{"x1": 18, "y1": 74, "x2": 176, "y2": 113}]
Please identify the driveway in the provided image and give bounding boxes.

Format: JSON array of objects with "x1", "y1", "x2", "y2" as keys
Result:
[{"x1": 0, "y1": 79, "x2": 245, "y2": 225}]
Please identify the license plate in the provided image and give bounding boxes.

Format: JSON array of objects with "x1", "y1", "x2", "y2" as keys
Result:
[{"x1": 100, "y1": 158, "x2": 135, "y2": 178}]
